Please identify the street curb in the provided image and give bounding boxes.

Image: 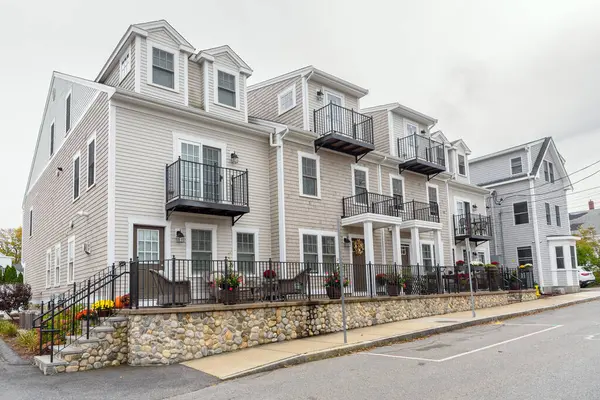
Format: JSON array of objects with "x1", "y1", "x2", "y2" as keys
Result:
[
  {"x1": 219, "y1": 295, "x2": 600, "y2": 380},
  {"x1": 0, "y1": 337, "x2": 31, "y2": 366}
]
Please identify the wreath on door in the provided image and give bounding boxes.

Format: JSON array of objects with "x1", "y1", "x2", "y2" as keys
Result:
[{"x1": 353, "y1": 239, "x2": 365, "y2": 256}]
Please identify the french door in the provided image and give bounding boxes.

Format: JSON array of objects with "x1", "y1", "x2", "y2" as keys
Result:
[
  {"x1": 179, "y1": 142, "x2": 222, "y2": 202},
  {"x1": 203, "y1": 146, "x2": 222, "y2": 202}
]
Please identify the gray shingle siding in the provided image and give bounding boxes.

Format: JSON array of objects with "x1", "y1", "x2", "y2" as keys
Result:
[{"x1": 247, "y1": 76, "x2": 303, "y2": 128}]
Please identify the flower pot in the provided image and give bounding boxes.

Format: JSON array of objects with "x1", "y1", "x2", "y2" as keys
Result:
[
  {"x1": 97, "y1": 309, "x2": 112, "y2": 318},
  {"x1": 386, "y1": 284, "x2": 400, "y2": 296},
  {"x1": 509, "y1": 281, "x2": 520, "y2": 290},
  {"x1": 221, "y1": 286, "x2": 239, "y2": 305},
  {"x1": 326, "y1": 286, "x2": 341, "y2": 299}
]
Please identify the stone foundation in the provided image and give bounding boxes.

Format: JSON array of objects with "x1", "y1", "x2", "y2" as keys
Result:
[{"x1": 125, "y1": 290, "x2": 536, "y2": 366}]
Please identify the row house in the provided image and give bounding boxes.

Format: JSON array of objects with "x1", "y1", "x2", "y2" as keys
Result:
[{"x1": 22, "y1": 20, "x2": 492, "y2": 301}]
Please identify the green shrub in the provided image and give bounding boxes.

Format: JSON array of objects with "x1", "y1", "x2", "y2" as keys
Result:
[
  {"x1": 0, "y1": 320, "x2": 18, "y2": 337},
  {"x1": 16, "y1": 329, "x2": 38, "y2": 352}
]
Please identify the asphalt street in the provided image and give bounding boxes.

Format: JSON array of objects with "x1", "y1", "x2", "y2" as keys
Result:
[{"x1": 172, "y1": 300, "x2": 600, "y2": 400}]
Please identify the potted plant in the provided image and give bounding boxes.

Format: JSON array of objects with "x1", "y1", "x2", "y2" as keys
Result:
[
  {"x1": 385, "y1": 274, "x2": 405, "y2": 296},
  {"x1": 456, "y1": 260, "x2": 465, "y2": 267},
  {"x1": 92, "y1": 300, "x2": 114, "y2": 318},
  {"x1": 471, "y1": 261, "x2": 484, "y2": 268},
  {"x1": 509, "y1": 271, "x2": 520, "y2": 290},
  {"x1": 519, "y1": 263, "x2": 533, "y2": 269},
  {"x1": 403, "y1": 268, "x2": 414, "y2": 295},
  {"x1": 485, "y1": 264, "x2": 500, "y2": 290},
  {"x1": 216, "y1": 266, "x2": 243, "y2": 305},
  {"x1": 75, "y1": 309, "x2": 97, "y2": 322},
  {"x1": 375, "y1": 273, "x2": 387, "y2": 286},
  {"x1": 324, "y1": 268, "x2": 349, "y2": 299},
  {"x1": 115, "y1": 294, "x2": 130, "y2": 309}
]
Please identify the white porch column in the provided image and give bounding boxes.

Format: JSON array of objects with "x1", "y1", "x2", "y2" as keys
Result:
[
  {"x1": 409, "y1": 227, "x2": 421, "y2": 265},
  {"x1": 363, "y1": 221, "x2": 375, "y2": 293},
  {"x1": 433, "y1": 230, "x2": 444, "y2": 266},
  {"x1": 391, "y1": 225, "x2": 401, "y2": 264}
]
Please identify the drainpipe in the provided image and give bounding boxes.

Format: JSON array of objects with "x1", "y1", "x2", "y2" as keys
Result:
[
  {"x1": 443, "y1": 176, "x2": 453, "y2": 266},
  {"x1": 376, "y1": 155, "x2": 388, "y2": 263},
  {"x1": 270, "y1": 127, "x2": 289, "y2": 263},
  {"x1": 526, "y1": 145, "x2": 545, "y2": 291}
]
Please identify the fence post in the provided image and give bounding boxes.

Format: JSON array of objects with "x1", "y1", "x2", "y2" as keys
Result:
[
  {"x1": 268, "y1": 258, "x2": 274, "y2": 302},
  {"x1": 307, "y1": 262, "x2": 312, "y2": 301},
  {"x1": 86, "y1": 280, "x2": 91, "y2": 339},
  {"x1": 368, "y1": 262, "x2": 373, "y2": 298},
  {"x1": 71, "y1": 282, "x2": 77, "y2": 338},
  {"x1": 351, "y1": 108, "x2": 356, "y2": 139},
  {"x1": 416, "y1": 263, "x2": 421, "y2": 295},
  {"x1": 49, "y1": 300, "x2": 55, "y2": 363},
  {"x1": 111, "y1": 263, "x2": 116, "y2": 302},
  {"x1": 172, "y1": 255, "x2": 177, "y2": 306},
  {"x1": 436, "y1": 265, "x2": 441, "y2": 294},
  {"x1": 38, "y1": 301, "x2": 44, "y2": 356}
]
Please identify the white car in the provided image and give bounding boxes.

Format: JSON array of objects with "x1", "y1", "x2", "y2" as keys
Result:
[{"x1": 578, "y1": 268, "x2": 596, "y2": 288}]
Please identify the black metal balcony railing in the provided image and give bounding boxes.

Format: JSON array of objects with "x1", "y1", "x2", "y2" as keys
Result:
[
  {"x1": 453, "y1": 214, "x2": 493, "y2": 239},
  {"x1": 313, "y1": 103, "x2": 374, "y2": 145},
  {"x1": 397, "y1": 134, "x2": 446, "y2": 169},
  {"x1": 342, "y1": 192, "x2": 440, "y2": 223},
  {"x1": 166, "y1": 158, "x2": 249, "y2": 207}
]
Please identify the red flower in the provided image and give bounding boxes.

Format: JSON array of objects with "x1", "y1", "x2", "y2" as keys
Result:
[{"x1": 229, "y1": 287, "x2": 233, "y2": 291}]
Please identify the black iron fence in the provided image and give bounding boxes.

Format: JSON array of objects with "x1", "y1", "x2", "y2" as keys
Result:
[
  {"x1": 166, "y1": 158, "x2": 249, "y2": 206},
  {"x1": 342, "y1": 193, "x2": 440, "y2": 223},
  {"x1": 397, "y1": 134, "x2": 445, "y2": 167},
  {"x1": 454, "y1": 213, "x2": 493, "y2": 238},
  {"x1": 313, "y1": 102, "x2": 374, "y2": 144}
]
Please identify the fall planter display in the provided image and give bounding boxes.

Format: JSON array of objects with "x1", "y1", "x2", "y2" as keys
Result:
[{"x1": 97, "y1": 309, "x2": 113, "y2": 318}]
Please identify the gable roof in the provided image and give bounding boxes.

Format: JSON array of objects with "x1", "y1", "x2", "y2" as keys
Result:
[
  {"x1": 361, "y1": 102, "x2": 436, "y2": 126},
  {"x1": 470, "y1": 137, "x2": 545, "y2": 164},
  {"x1": 569, "y1": 209, "x2": 600, "y2": 234},
  {"x1": 191, "y1": 45, "x2": 252, "y2": 75},
  {"x1": 248, "y1": 66, "x2": 369, "y2": 98},
  {"x1": 450, "y1": 138, "x2": 472, "y2": 155}
]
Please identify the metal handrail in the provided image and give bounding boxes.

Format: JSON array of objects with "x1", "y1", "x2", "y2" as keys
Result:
[{"x1": 313, "y1": 102, "x2": 374, "y2": 144}]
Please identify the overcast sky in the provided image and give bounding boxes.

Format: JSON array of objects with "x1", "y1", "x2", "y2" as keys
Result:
[{"x1": 1, "y1": 0, "x2": 600, "y2": 228}]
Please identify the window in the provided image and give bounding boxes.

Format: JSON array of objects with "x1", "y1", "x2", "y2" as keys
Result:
[
  {"x1": 302, "y1": 234, "x2": 319, "y2": 265},
  {"x1": 513, "y1": 202, "x2": 529, "y2": 225},
  {"x1": 543, "y1": 160, "x2": 554, "y2": 182},
  {"x1": 190, "y1": 229, "x2": 212, "y2": 276},
  {"x1": 54, "y1": 244, "x2": 61, "y2": 287},
  {"x1": 50, "y1": 122, "x2": 55, "y2": 157},
  {"x1": 278, "y1": 85, "x2": 296, "y2": 115},
  {"x1": 406, "y1": 122, "x2": 418, "y2": 136},
  {"x1": 353, "y1": 167, "x2": 368, "y2": 204},
  {"x1": 555, "y1": 246, "x2": 565, "y2": 269},
  {"x1": 545, "y1": 203, "x2": 551, "y2": 225},
  {"x1": 300, "y1": 154, "x2": 319, "y2": 197},
  {"x1": 67, "y1": 237, "x2": 75, "y2": 284},
  {"x1": 458, "y1": 154, "x2": 466, "y2": 176},
  {"x1": 301, "y1": 231, "x2": 338, "y2": 274},
  {"x1": 555, "y1": 205, "x2": 561, "y2": 226},
  {"x1": 427, "y1": 184, "x2": 439, "y2": 216},
  {"x1": 391, "y1": 177, "x2": 404, "y2": 210},
  {"x1": 477, "y1": 252, "x2": 486, "y2": 264},
  {"x1": 570, "y1": 245, "x2": 577, "y2": 269},
  {"x1": 549, "y1": 162, "x2": 555, "y2": 183},
  {"x1": 422, "y1": 244, "x2": 434, "y2": 267},
  {"x1": 236, "y1": 232, "x2": 256, "y2": 275},
  {"x1": 87, "y1": 137, "x2": 96, "y2": 188},
  {"x1": 73, "y1": 153, "x2": 80, "y2": 200},
  {"x1": 137, "y1": 229, "x2": 160, "y2": 261},
  {"x1": 45, "y1": 249, "x2": 52, "y2": 289},
  {"x1": 65, "y1": 93, "x2": 71, "y2": 134},
  {"x1": 517, "y1": 246, "x2": 533, "y2": 266},
  {"x1": 28, "y1": 209, "x2": 33, "y2": 237},
  {"x1": 510, "y1": 157, "x2": 522, "y2": 175},
  {"x1": 119, "y1": 48, "x2": 131, "y2": 82},
  {"x1": 152, "y1": 47, "x2": 175, "y2": 89},
  {"x1": 217, "y1": 70, "x2": 236, "y2": 108},
  {"x1": 322, "y1": 236, "x2": 337, "y2": 274}
]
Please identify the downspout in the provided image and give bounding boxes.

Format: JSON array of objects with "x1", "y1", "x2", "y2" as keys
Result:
[
  {"x1": 443, "y1": 176, "x2": 453, "y2": 266},
  {"x1": 270, "y1": 127, "x2": 289, "y2": 262},
  {"x1": 526, "y1": 145, "x2": 545, "y2": 291},
  {"x1": 376, "y1": 155, "x2": 388, "y2": 263}
]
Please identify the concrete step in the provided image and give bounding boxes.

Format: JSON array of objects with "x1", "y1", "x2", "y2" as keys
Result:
[{"x1": 34, "y1": 355, "x2": 68, "y2": 375}]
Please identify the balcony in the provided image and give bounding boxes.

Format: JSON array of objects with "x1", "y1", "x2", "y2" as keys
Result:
[
  {"x1": 453, "y1": 214, "x2": 493, "y2": 246},
  {"x1": 165, "y1": 158, "x2": 249, "y2": 222},
  {"x1": 313, "y1": 103, "x2": 375, "y2": 161},
  {"x1": 342, "y1": 192, "x2": 440, "y2": 223},
  {"x1": 397, "y1": 134, "x2": 446, "y2": 179}
]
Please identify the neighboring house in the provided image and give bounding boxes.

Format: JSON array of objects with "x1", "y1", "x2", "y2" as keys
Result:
[
  {"x1": 470, "y1": 137, "x2": 579, "y2": 293},
  {"x1": 0, "y1": 253, "x2": 13, "y2": 268},
  {"x1": 569, "y1": 200, "x2": 600, "y2": 238},
  {"x1": 22, "y1": 19, "x2": 493, "y2": 302}
]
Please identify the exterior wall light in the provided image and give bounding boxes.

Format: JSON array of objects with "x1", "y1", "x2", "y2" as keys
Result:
[{"x1": 230, "y1": 152, "x2": 239, "y2": 164}]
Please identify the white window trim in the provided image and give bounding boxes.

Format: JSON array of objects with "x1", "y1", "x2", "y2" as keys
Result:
[
  {"x1": 213, "y1": 64, "x2": 240, "y2": 110},
  {"x1": 453, "y1": 196, "x2": 471, "y2": 215},
  {"x1": 65, "y1": 90, "x2": 72, "y2": 136},
  {"x1": 86, "y1": 133, "x2": 96, "y2": 191},
  {"x1": 298, "y1": 151, "x2": 321, "y2": 199},
  {"x1": 29, "y1": 207, "x2": 33, "y2": 237},
  {"x1": 72, "y1": 151, "x2": 81, "y2": 202},
  {"x1": 426, "y1": 182, "x2": 440, "y2": 216},
  {"x1": 67, "y1": 236, "x2": 75, "y2": 284},
  {"x1": 173, "y1": 132, "x2": 227, "y2": 167},
  {"x1": 146, "y1": 40, "x2": 180, "y2": 93},
  {"x1": 127, "y1": 217, "x2": 172, "y2": 262},
  {"x1": 351, "y1": 164, "x2": 370, "y2": 197},
  {"x1": 420, "y1": 240, "x2": 436, "y2": 266},
  {"x1": 232, "y1": 227, "x2": 260, "y2": 275},
  {"x1": 185, "y1": 222, "x2": 218, "y2": 263},
  {"x1": 49, "y1": 118, "x2": 56, "y2": 159},
  {"x1": 119, "y1": 45, "x2": 132, "y2": 83},
  {"x1": 513, "y1": 201, "x2": 530, "y2": 226},
  {"x1": 299, "y1": 228, "x2": 339, "y2": 274},
  {"x1": 389, "y1": 173, "x2": 405, "y2": 200},
  {"x1": 45, "y1": 248, "x2": 52, "y2": 289},
  {"x1": 277, "y1": 84, "x2": 297, "y2": 115},
  {"x1": 323, "y1": 87, "x2": 345, "y2": 107},
  {"x1": 404, "y1": 119, "x2": 419, "y2": 137},
  {"x1": 510, "y1": 156, "x2": 523, "y2": 175},
  {"x1": 457, "y1": 153, "x2": 467, "y2": 177},
  {"x1": 54, "y1": 243, "x2": 61, "y2": 287}
]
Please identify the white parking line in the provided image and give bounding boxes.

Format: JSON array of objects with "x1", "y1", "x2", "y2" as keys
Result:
[{"x1": 363, "y1": 325, "x2": 563, "y2": 363}]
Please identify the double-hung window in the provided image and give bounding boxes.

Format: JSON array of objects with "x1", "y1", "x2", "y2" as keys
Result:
[
  {"x1": 29, "y1": 209, "x2": 33, "y2": 237},
  {"x1": 278, "y1": 85, "x2": 296, "y2": 115},
  {"x1": 152, "y1": 47, "x2": 175, "y2": 89},
  {"x1": 458, "y1": 154, "x2": 466, "y2": 176},
  {"x1": 421, "y1": 244, "x2": 435, "y2": 269},
  {"x1": 322, "y1": 236, "x2": 337, "y2": 274},
  {"x1": 517, "y1": 246, "x2": 533, "y2": 266},
  {"x1": 570, "y1": 246, "x2": 577, "y2": 268},
  {"x1": 87, "y1": 136, "x2": 96, "y2": 188},
  {"x1": 300, "y1": 154, "x2": 319, "y2": 197},
  {"x1": 65, "y1": 93, "x2": 72, "y2": 134},
  {"x1": 549, "y1": 162, "x2": 555, "y2": 183},
  {"x1": 119, "y1": 48, "x2": 131, "y2": 82},
  {"x1": 73, "y1": 153, "x2": 80, "y2": 201},
  {"x1": 391, "y1": 177, "x2": 404, "y2": 210},
  {"x1": 510, "y1": 157, "x2": 522, "y2": 175},
  {"x1": 50, "y1": 122, "x2": 55, "y2": 157},
  {"x1": 236, "y1": 232, "x2": 256, "y2": 275},
  {"x1": 190, "y1": 229, "x2": 212, "y2": 276},
  {"x1": 302, "y1": 234, "x2": 319, "y2": 265},
  {"x1": 513, "y1": 202, "x2": 529, "y2": 225},
  {"x1": 45, "y1": 249, "x2": 52, "y2": 288},
  {"x1": 543, "y1": 161, "x2": 555, "y2": 183},
  {"x1": 555, "y1": 205, "x2": 561, "y2": 226},
  {"x1": 427, "y1": 185, "x2": 439, "y2": 216},
  {"x1": 67, "y1": 237, "x2": 75, "y2": 284},
  {"x1": 545, "y1": 203, "x2": 551, "y2": 225},
  {"x1": 54, "y1": 244, "x2": 61, "y2": 287},
  {"x1": 555, "y1": 246, "x2": 565, "y2": 269},
  {"x1": 353, "y1": 167, "x2": 368, "y2": 204},
  {"x1": 301, "y1": 231, "x2": 338, "y2": 274},
  {"x1": 217, "y1": 70, "x2": 236, "y2": 108}
]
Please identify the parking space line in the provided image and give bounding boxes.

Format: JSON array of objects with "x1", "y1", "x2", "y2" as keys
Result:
[
  {"x1": 362, "y1": 353, "x2": 441, "y2": 362},
  {"x1": 502, "y1": 323, "x2": 560, "y2": 327}
]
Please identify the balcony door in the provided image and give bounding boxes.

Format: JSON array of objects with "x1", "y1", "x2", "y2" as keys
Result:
[
  {"x1": 456, "y1": 200, "x2": 471, "y2": 235},
  {"x1": 325, "y1": 90, "x2": 344, "y2": 133},
  {"x1": 203, "y1": 146, "x2": 222, "y2": 203},
  {"x1": 179, "y1": 141, "x2": 223, "y2": 203},
  {"x1": 181, "y1": 142, "x2": 201, "y2": 199}
]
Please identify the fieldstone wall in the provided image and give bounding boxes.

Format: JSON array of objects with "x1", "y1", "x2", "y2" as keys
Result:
[{"x1": 126, "y1": 291, "x2": 536, "y2": 366}]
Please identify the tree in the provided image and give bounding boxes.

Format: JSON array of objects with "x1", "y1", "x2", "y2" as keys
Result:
[
  {"x1": 3, "y1": 266, "x2": 17, "y2": 283},
  {"x1": 576, "y1": 227, "x2": 600, "y2": 268},
  {"x1": 0, "y1": 227, "x2": 21, "y2": 264},
  {"x1": 0, "y1": 283, "x2": 32, "y2": 321}
]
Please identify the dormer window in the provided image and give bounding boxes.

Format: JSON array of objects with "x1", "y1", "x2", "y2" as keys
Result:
[
  {"x1": 152, "y1": 47, "x2": 175, "y2": 89},
  {"x1": 278, "y1": 85, "x2": 296, "y2": 115},
  {"x1": 119, "y1": 47, "x2": 132, "y2": 82},
  {"x1": 458, "y1": 154, "x2": 466, "y2": 176},
  {"x1": 217, "y1": 70, "x2": 237, "y2": 108}
]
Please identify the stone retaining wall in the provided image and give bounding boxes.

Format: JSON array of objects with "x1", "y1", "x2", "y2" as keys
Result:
[{"x1": 125, "y1": 291, "x2": 536, "y2": 366}]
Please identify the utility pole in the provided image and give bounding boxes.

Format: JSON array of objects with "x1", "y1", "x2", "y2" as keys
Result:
[
  {"x1": 465, "y1": 238, "x2": 476, "y2": 318},
  {"x1": 337, "y1": 219, "x2": 347, "y2": 344}
]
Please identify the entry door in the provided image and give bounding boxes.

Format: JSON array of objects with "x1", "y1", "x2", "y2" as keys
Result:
[
  {"x1": 181, "y1": 142, "x2": 201, "y2": 198},
  {"x1": 133, "y1": 225, "x2": 165, "y2": 301},
  {"x1": 325, "y1": 91, "x2": 344, "y2": 133},
  {"x1": 401, "y1": 244, "x2": 410, "y2": 266},
  {"x1": 352, "y1": 238, "x2": 367, "y2": 292},
  {"x1": 203, "y1": 146, "x2": 222, "y2": 202}
]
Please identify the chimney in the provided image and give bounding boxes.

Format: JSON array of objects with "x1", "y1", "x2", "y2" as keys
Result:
[{"x1": 589, "y1": 200, "x2": 595, "y2": 210}]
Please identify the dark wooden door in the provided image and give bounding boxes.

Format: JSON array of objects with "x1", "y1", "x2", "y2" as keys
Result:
[
  {"x1": 401, "y1": 244, "x2": 410, "y2": 266},
  {"x1": 352, "y1": 239, "x2": 367, "y2": 292},
  {"x1": 133, "y1": 225, "x2": 165, "y2": 302}
]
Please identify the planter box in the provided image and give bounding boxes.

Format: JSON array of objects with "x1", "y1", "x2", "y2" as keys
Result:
[
  {"x1": 386, "y1": 284, "x2": 400, "y2": 296},
  {"x1": 221, "y1": 287, "x2": 239, "y2": 305},
  {"x1": 326, "y1": 287, "x2": 341, "y2": 299}
]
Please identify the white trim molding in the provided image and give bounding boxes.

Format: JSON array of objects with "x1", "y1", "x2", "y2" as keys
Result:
[
  {"x1": 185, "y1": 223, "x2": 218, "y2": 261},
  {"x1": 86, "y1": 132, "x2": 97, "y2": 191},
  {"x1": 232, "y1": 227, "x2": 260, "y2": 272},
  {"x1": 213, "y1": 64, "x2": 240, "y2": 111},
  {"x1": 351, "y1": 164, "x2": 370, "y2": 197},
  {"x1": 134, "y1": 36, "x2": 141, "y2": 93},
  {"x1": 72, "y1": 151, "x2": 81, "y2": 202},
  {"x1": 298, "y1": 228, "x2": 339, "y2": 274},
  {"x1": 67, "y1": 235, "x2": 75, "y2": 284},
  {"x1": 146, "y1": 39, "x2": 180, "y2": 93},
  {"x1": 298, "y1": 151, "x2": 321, "y2": 199},
  {"x1": 127, "y1": 217, "x2": 172, "y2": 261},
  {"x1": 277, "y1": 84, "x2": 297, "y2": 115},
  {"x1": 54, "y1": 243, "x2": 61, "y2": 288},
  {"x1": 107, "y1": 103, "x2": 116, "y2": 264}
]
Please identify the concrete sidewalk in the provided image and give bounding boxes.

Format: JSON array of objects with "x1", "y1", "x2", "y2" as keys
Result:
[{"x1": 182, "y1": 290, "x2": 600, "y2": 380}]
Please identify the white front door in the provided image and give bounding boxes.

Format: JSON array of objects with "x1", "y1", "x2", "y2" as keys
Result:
[{"x1": 325, "y1": 91, "x2": 344, "y2": 133}]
